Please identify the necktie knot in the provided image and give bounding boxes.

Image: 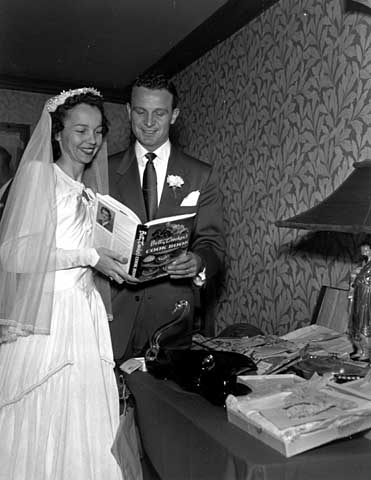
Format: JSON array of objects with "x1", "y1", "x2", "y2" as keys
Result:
[{"x1": 145, "y1": 152, "x2": 156, "y2": 163}]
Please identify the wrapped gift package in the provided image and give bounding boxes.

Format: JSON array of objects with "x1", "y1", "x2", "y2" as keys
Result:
[{"x1": 226, "y1": 375, "x2": 371, "y2": 457}]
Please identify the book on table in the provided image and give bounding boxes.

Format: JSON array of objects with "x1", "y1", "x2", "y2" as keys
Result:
[{"x1": 93, "y1": 193, "x2": 196, "y2": 282}]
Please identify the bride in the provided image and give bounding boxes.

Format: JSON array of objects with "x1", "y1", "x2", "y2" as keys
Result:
[{"x1": 0, "y1": 88, "x2": 137, "y2": 479}]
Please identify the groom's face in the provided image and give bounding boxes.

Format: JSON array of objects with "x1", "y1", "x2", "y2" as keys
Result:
[{"x1": 127, "y1": 86, "x2": 179, "y2": 151}]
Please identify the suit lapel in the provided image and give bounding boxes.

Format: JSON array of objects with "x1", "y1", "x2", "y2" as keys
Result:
[
  {"x1": 114, "y1": 145, "x2": 194, "y2": 222},
  {"x1": 157, "y1": 146, "x2": 190, "y2": 218},
  {"x1": 114, "y1": 146, "x2": 148, "y2": 222}
]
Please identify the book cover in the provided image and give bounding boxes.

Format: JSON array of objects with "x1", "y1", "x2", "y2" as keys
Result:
[
  {"x1": 130, "y1": 215, "x2": 195, "y2": 281},
  {"x1": 93, "y1": 193, "x2": 196, "y2": 282}
]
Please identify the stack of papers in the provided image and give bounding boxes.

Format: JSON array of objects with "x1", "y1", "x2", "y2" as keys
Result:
[
  {"x1": 193, "y1": 324, "x2": 355, "y2": 376},
  {"x1": 281, "y1": 325, "x2": 354, "y2": 358},
  {"x1": 192, "y1": 334, "x2": 302, "y2": 374}
]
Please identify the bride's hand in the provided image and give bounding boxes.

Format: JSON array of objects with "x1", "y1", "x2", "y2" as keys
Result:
[{"x1": 94, "y1": 247, "x2": 139, "y2": 284}]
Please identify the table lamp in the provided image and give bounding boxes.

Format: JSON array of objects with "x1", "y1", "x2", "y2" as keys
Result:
[{"x1": 276, "y1": 160, "x2": 371, "y2": 360}]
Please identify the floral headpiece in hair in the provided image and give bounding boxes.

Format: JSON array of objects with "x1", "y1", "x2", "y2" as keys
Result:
[{"x1": 46, "y1": 87, "x2": 102, "y2": 112}]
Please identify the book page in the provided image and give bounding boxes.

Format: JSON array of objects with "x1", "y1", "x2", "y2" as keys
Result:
[
  {"x1": 96, "y1": 193, "x2": 141, "y2": 223},
  {"x1": 146, "y1": 212, "x2": 196, "y2": 226},
  {"x1": 94, "y1": 197, "x2": 140, "y2": 272}
]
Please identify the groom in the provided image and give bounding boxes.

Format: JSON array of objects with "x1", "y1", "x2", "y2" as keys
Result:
[{"x1": 108, "y1": 73, "x2": 225, "y2": 362}]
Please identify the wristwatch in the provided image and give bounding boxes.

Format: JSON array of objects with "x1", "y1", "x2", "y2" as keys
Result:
[{"x1": 193, "y1": 267, "x2": 206, "y2": 287}]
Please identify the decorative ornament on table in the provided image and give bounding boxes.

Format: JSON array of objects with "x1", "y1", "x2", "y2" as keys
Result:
[{"x1": 167, "y1": 174, "x2": 184, "y2": 198}]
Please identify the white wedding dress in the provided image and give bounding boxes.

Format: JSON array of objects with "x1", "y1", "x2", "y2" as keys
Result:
[{"x1": 0, "y1": 165, "x2": 122, "y2": 479}]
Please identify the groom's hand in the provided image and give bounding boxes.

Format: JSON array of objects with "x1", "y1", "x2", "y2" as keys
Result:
[{"x1": 166, "y1": 251, "x2": 202, "y2": 279}]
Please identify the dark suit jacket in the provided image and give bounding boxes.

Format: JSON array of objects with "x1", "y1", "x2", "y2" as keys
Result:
[{"x1": 108, "y1": 144, "x2": 225, "y2": 360}]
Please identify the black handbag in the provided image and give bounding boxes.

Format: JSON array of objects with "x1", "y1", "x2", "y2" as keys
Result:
[{"x1": 145, "y1": 300, "x2": 257, "y2": 406}]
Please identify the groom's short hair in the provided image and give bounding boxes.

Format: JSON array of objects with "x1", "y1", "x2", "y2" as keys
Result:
[{"x1": 131, "y1": 72, "x2": 179, "y2": 109}]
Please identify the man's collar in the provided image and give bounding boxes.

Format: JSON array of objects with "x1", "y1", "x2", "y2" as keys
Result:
[{"x1": 135, "y1": 140, "x2": 171, "y2": 166}]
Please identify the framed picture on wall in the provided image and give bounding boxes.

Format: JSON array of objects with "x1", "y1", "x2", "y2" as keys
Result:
[{"x1": 0, "y1": 122, "x2": 30, "y2": 176}]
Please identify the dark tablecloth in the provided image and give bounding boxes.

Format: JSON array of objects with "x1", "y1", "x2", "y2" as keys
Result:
[{"x1": 125, "y1": 371, "x2": 371, "y2": 480}]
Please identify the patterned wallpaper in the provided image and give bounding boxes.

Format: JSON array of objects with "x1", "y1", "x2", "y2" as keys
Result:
[{"x1": 174, "y1": 0, "x2": 371, "y2": 334}]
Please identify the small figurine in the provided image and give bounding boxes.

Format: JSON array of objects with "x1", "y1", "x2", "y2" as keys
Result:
[
  {"x1": 348, "y1": 244, "x2": 371, "y2": 305},
  {"x1": 349, "y1": 244, "x2": 371, "y2": 361},
  {"x1": 360, "y1": 243, "x2": 371, "y2": 264}
]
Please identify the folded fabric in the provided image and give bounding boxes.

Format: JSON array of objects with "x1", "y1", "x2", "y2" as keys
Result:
[
  {"x1": 111, "y1": 403, "x2": 143, "y2": 480},
  {"x1": 180, "y1": 190, "x2": 200, "y2": 206}
]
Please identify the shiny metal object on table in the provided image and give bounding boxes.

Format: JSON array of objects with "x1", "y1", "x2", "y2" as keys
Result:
[{"x1": 350, "y1": 261, "x2": 371, "y2": 361}]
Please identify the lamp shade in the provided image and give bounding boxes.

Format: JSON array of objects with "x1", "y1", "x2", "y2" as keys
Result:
[{"x1": 275, "y1": 161, "x2": 371, "y2": 234}]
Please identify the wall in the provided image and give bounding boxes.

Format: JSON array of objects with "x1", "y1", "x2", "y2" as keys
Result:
[
  {"x1": 173, "y1": 0, "x2": 371, "y2": 334},
  {"x1": 0, "y1": 88, "x2": 130, "y2": 165}
]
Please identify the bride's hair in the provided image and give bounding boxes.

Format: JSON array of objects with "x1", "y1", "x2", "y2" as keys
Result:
[{"x1": 50, "y1": 92, "x2": 109, "y2": 160}]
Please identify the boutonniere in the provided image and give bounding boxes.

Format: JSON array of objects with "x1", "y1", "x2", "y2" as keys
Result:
[{"x1": 167, "y1": 174, "x2": 184, "y2": 197}]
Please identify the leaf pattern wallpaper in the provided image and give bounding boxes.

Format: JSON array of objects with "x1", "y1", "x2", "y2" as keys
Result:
[{"x1": 173, "y1": 0, "x2": 371, "y2": 334}]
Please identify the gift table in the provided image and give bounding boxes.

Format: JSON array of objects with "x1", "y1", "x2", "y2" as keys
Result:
[{"x1": 125, "y1": 371, "x2": 371, "y2": 480}]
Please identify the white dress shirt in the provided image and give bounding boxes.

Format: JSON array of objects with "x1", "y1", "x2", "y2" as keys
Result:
[{"x1": 135, "y1": 140, "x2": 170, "y2": 206}]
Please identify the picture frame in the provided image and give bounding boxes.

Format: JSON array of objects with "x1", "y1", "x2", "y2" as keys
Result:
[{"x1": 0, "y1": 122, "x2": 30, "y2": 174}]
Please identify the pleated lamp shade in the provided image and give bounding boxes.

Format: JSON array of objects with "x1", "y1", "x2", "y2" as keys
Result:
[{"x1": 276, "y1": 161, "x2": 371, "y2": 234}]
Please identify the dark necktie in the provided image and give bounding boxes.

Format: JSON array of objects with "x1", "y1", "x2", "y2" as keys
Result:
[{"x1": 143, "y1": 152, "x2": 158, "y2": 221}]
